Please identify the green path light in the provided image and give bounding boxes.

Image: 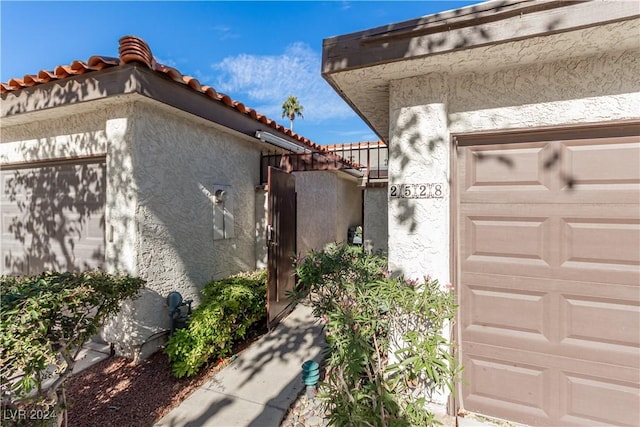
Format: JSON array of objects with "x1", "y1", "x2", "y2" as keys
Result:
[{"x1": 302, "y1": 360, "x2": 320, "y2": 398}]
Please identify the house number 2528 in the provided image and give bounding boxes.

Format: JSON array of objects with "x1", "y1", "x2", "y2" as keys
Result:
[{"x1": 389, "y1": 183, "x2": 444, "y2": 199}]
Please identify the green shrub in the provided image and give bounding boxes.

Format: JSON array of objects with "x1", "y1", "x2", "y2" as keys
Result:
[
  {"x1": 0, "y1": 271, "x2": 144, "y2": 425},
  {"x1": 292, "y1": 243, "x2": 459, "y2": 427},
  {"x1": 165, "y1": 270, "x2": 267, "y2": 378}
]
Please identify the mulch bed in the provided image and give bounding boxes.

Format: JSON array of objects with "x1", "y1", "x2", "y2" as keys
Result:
[{"x1": 66, "y1": 326, "x2": 267, "y2": 427}]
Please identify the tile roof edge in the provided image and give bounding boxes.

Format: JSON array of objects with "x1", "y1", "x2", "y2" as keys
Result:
[{"x1": 2, "y1": 35, "x2": 355, "y2": 163}]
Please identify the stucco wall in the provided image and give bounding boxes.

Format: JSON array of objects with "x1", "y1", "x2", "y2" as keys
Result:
[
  {"x1": 104, "y1": 100, "x2": 264, "y2": 356},
  {"x1": 388, "y1": 48, "x2": 640, "y2": 284},
  {"x1": 0, "y1": 105, "x2": 111, "y2": 159},
  {"x1": 255, "y1": 186, "x2": 268, "y2": 270},
  {"x1": 295, "y1": 171, "x2": 362, "y2": 256},
  {"x1": 1, "y1": 97, "x2": 266, "y2": 356},
  {"x1": 131, "y1": 101, "x2": 261, "y2": 301},
  {"x1": 295, "y1": 171, "x2": 338, "y2": 256},
  {"x1": 389, "y1": 72, "x2": 450, "y2": 283},
  {"x1": 0, "y1": 100, "x2": 147, "y2": 356},
  {"x1": 0, "y1": 101, "x2": 139, "y2": 276},
  {"x1": 448, "y1": 50, "x2": 640, "y2": 133},
  {"x1": 385, "y1": 42, "x2": 639, "y2": 414},
  {"x1": 335, "y1": 174, "x2": 363, "y2": 244},
  {"x1": 363, "y1": 187, "x2": 388, "y2": 254}
]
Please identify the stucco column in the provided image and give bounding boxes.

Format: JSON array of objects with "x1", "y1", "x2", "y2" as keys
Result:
[
  {"x1": 388, "y1": 74, "x2": 450, "y2": 285},
  {"x1": 255, "y1": 185, "x2": 268, "y2": 270},
  {"x1": 105, "y1": 117, "x2": 137, "y2": 275}
]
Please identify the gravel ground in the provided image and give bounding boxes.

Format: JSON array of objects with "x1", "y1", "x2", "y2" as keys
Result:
[
  {"x1": 280, "y1": 388, "x2": 329, "y2": 427},
  {"x1": 65, "y1": 351, "x2": 228, "y2": 427},
  {"x1": 63, "y1": 325, "x2": 460, "y2": 427},
  {"x1": 64, "y1": 327, "x2": 265, "y2": 427},
  {"x1": 66, "y1": 349, "x2": 459, "y2": 427},
  {"x1": 280, "y1": 387, "x2": 458, "y2": 427}
]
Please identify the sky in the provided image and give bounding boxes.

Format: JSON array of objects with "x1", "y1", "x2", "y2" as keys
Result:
[{"x1": 1, "y1": 1, "x2": 477, "y2": 145}]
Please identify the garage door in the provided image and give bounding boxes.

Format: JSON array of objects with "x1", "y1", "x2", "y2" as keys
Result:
[
  {"x1": 456, "y1": 123, "x2": 640, "y2": 426},
  {"x1": 1, "y1": 159, "x2": 106, "y2": 275}
]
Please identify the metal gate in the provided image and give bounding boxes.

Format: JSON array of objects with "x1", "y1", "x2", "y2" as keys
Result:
[{"x1": 266, "y1": 166, "x2": 297, "y2": 328}]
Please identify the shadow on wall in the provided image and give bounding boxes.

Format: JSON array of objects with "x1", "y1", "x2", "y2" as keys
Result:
[
  {"x1": 388, "y1": 107, "x2": 577, "y2": 278},
  {"x1": 382, "y1": 3, "x2": 577, "y2": 243},
  {"x1": 2, "y1": 160, "x2": 106, "y2": 275},
  {"x1": 3, "y1": 72, "x2": 136, "y2": 118},
  {"x1": 356, "y1": 0, "x2": 565, "y2": 63},
  {"x1": 1, "y1": 67, "x2": 141, "y2": 276},
  {"x1": 388, "y1": 110, "x2": 450, "y2": 237},
  {"x1": 1, "y1": 71, "x2": 141, "y2": 275}
]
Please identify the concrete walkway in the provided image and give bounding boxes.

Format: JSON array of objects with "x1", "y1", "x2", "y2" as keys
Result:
[
  {"x1": 155, "y1": 303, "x2": 326, "y2": 427},
  {"x1": 40, "y1": 339, "x2": 112, "y2": 391}
]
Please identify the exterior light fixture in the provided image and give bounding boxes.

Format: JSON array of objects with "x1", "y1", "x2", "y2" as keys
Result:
[
  {"x1": 255, "y1": 130, "x2": 311, "y2": 154},
  {"x1": 214, "y1": 189, "x2": 227, "y2": 204},
  {"x1": 254, "y1": 130, "x2": 364, "y2": 178},
  {"x1": 344, "y1": 166, "x2": 364, "y2": 178}
]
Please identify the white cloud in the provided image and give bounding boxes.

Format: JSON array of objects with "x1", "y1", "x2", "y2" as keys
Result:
[
  {"x1": 211, "y1": 43, "x2": 355, "y2": 123},
  {"x1": 211, "y1": 25, "x2": 240, "y2": 41}
]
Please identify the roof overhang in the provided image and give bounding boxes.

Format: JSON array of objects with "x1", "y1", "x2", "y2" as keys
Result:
[
  {"x1": 322, "y1": 0, "x2": 640, "y2": 142},
  {"x1": 0, "y1": 63, "x2": 313, "y2": 151}
]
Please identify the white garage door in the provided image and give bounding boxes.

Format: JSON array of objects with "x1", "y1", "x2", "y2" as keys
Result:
[
  {"x1": 456, "y1": 124, "x2": 640, "y2": 426},
  {"x1": 1, "y1": 159, "x2": 106, "y2": 275}
]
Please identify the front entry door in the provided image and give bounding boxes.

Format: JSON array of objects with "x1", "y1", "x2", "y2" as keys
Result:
[{"x1": 267, "y1": 166, "x2": 296, "y2": 328}]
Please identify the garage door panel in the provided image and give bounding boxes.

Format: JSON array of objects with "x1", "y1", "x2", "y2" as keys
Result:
[
  {"x1": 462, "y1": 272, "x2": 640, "y2": 365},
  {"x1": 461, "y1": 205, "x2": 640, "y2": 285},
  {"x1": 460, "y1": 202, "x2": 640, "y2": 218},
  {"x1": 561, "y1": 372, "x2": 640, "y2": 427},
  {"x1": 561, "y1": 295, "x2": 639, "y2": 349},
  {"x1": 460, "y1": 136, "x2": 640, "y2": 204},
  {"x1": 463, "y1": 355, "x2": 549, "y2": 418},
  {"x1": 463, "y1": 329, "x2": 639, "y2": 370},
  {"x1": 462, "y1": 342, "x2": 640, "y2": 426},
  {"x1": 562, "y1": 218, "x2": 640, "y2": 267},
  {"x1": 0, "y1": 160, "x2": 105, "y2": 275},
  {"x1": 462, "y1": 273, "x2": 639, "y2": 304},
  {"x1": 563, "y1": 138, "x2": 640, "y2": 188},
  {"x1": 466, "y1": 216, "x2": 550, "y2": 262},
  {"x1": 458, "y1": 129, "x2": 639, "y2": 425},
  {"x1": 464, "y1": 143, "x2": 552, "y2": 191},
  {"x1": 462, "y1": 345, "x2": 555, "y2": 426},
  {"x1": 461, "y1": 188, "x2": 640, "y2": 204},
  {"x1": 463, "y1": 285, "x2": 548, "y2": 337}
]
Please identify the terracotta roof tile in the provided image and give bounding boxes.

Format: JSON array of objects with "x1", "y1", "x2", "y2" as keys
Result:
[{"x1": 1, "y1": 35, "x2": 361, "y2": 167}]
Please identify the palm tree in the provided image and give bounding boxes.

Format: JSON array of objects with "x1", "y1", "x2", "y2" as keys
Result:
[{"x1": 281, "y1": 95, "x2": 304, "y2": 131}]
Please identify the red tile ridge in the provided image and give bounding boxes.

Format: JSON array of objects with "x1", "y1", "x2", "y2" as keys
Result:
[
  {"x1": 118, "y1": 35, "x2": 156, "y2": 69},
  {"x1": 1, "y1": 35, "x2": 357, "y2": 165}
]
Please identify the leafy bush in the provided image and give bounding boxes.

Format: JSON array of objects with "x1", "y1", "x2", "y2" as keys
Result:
[
  {"x1": 0, "y1": 271, "x2": 144, "y2": 426},
  {"x1": 293, "y1": 243, "x2": 459, "y2": 427},
  {"x1": 165, "y1": 270, "x2": 267, "y2": 378}
]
